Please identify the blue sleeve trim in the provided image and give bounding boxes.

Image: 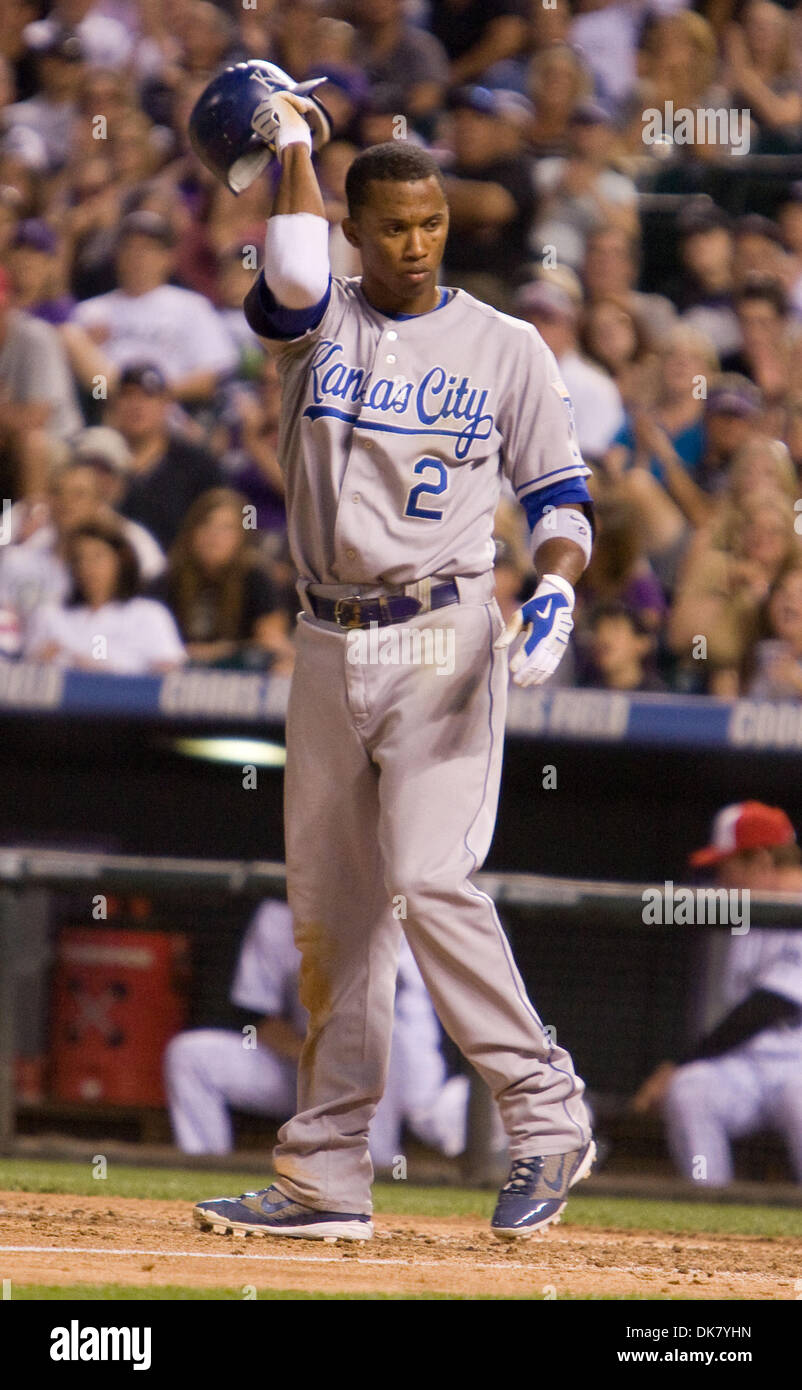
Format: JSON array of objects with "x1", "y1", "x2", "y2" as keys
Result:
[
  {"x1": 521, "y1": 479, "x2": 593, "y2": 530},
  {"x1": 243, "y1": 271, "x2": 331, "y2": 341}
]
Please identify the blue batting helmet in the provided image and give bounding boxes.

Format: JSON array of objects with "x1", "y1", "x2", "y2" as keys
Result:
[{"x1": 188, "y1": 60, "x2": 330, "y2": 194}]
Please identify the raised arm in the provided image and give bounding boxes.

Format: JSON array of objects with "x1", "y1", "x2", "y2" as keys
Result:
[{"x1": 245, "y1": 95, "x2": 331, "y2": 334}]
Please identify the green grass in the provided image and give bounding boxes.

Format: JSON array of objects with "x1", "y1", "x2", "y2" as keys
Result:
[
  {"x1": 0, "y1": 1158, "x2": 801, "y2": 1237},
  {"x1": 5, "y1": 1284, "x2": 735, "y2": 1302}
]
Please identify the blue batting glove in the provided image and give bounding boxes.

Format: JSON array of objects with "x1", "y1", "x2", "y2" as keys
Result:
[{"x1": 495, "y1": 573, "x2": 575, "y2": 687}]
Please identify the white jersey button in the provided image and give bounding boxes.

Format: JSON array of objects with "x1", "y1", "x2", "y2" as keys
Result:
[
  {"x1": 363, "y1": 439, "x2": 373, "y2": 449},
  {"x1": 386, "y1": 330, "x2": 398, "y2": 341},
  {"x1": 352, "y1": 493, "x2": 360, "y2": 503},
  {"x1": 386, "y1": 354, "x2": 396, "y2": 364}
]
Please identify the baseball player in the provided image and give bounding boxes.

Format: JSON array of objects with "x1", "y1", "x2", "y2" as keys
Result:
[
  {"x1": 190, "y1": 63, "x2": 596, "y2": 1241},
  {"x1": 166, "y1": 898, "x2": 479, "y2": 1167},
  {"x1": 633, "y1": 802, "x2": 802, "y2": 1185}
]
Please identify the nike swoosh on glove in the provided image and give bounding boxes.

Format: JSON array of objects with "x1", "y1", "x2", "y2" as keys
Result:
[{"x1": 495, "y1": 573, "x2": 575, "y2": 687}]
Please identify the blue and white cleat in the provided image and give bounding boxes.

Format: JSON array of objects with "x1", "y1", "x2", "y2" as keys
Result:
[
  {"x1": 193, "y1": 1184, "x2": 373, "y2": 1242},
  {"x1": 490, "y1": 1140, "x2": 596, "y2": 1239}
]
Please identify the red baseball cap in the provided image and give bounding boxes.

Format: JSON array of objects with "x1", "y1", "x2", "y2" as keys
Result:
[{"x1": 689, "y1": 801, "x2": 796, "y2": 867}]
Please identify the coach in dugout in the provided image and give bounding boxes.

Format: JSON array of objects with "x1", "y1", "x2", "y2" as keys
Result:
[{"x1": 632, "y1": 801, "x2": 802, "y2": 1185}]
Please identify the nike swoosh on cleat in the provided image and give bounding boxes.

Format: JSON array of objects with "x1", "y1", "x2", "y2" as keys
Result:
[
  {"x1": 535, "y1": 600, "x2": 552, "y2": 620},
  {"x1": 542, "y1": 1157, "x2": 567, "y2": 1193}
]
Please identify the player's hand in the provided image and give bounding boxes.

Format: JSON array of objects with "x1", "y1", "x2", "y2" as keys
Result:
[
  {"x1": 630, "y1": 1061, "x2": 677, "y2": 1115},
  {"x1": 251, "y1": 91, "x2": 329, "y2": 159},
  {"x1": 495, "y1": 574, "x2": 575, "y2": 687}
]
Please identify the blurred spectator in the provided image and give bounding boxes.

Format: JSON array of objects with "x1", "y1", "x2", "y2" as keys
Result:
[
  {"x1": 442, "y1": 84, "x2": 537, "y2": 305},
  {"x1": 722, "y1": 277, "x2": 799, "y2": 411},
  {"x1": 513, "y1": 278, "x2": 625, "y2": 463},
  {"x1": 213, "y1": 354, "x2": 286, "y2": 542},
  {"x1": 532, "y1": 99, "x2": 638, "y2": 272},
  {"x1": 582, "y1": 226, "x2": 677, "y2": 343},
  {"x1": 732, "y1": 214, "x2": 792, "y2": 292},
  {"x1": 575, "y1": 496, "x2": 667, "y2": 637},
  {"x1": 672, "y1": 201, "x2": 740, "y2": 359},
  {"x1": 625, "y1": 11, "x2": 720, "y2": 158},
  {"x1": 105, "y1": 362, "x2": 223, "y2": 551},
  {"x1": 429, "y1": 0, "x2": 529, "y2": 88},
  {"x1": 317, "y1": 139, "x2": 363, "y2": 277},
  {"x1": 668, "y1": 493, "x2": 801, "y2": 694},
  {"x1": 0, "y1": 458, "x2": 99, "y2": 636},
  {"x1": 351, "y1": 0, "x2": 448, "y2": 136},
  {"x1": 695, "y1": 376, "x2": 764, "y2": 499},
  {"x1": 776, "y1": 184, "x2": 802, "y2": 316},
  {"x1": 634, "y1": 802, "x2": 802, "y2": 1187},
  {"x1": 150, "y1": 487, "x2": 293, "y2": 673},
  {"x1": 614, "y1": 377, "x2": 767, "y2": 581},
  {"x1": 73, "y1": 210, "x2": 238, "y2": 404},
  {"x1": 7, "y1": 218, "x2": 73, "y2": 323},
  {"x1": 783, "y1": 392, "x2": 802, "y2": 471},
  {"x1": 605, "y1": 324, "x2": 717, "y2": 485},
  {"x1": 71, "y1": 426, "x2": 165, "y2": 580},
  {"x1": 0, "y1": 451, "x2": 164, "y2": 638},
  {"x1": 720, "y1": 1, "x2": 802, "y2": 152},
  {"x1": 527, "y1": 40, "x2": 592, "y2": 158},
  {"x1": 26, "y1": 2, "x2": 133, "y2": 72},
  {"x1": 23, "y1": 517, "x2": 185, "y2": 673},
  {"x1": 306, "y1": 64, "x2": 369, "y2": 143},
  {"x1": 4, "y1": 23, "x2": 84, "y2": 171},
  {"x1": 581, "y1": 603, "x2": 666, "y2": 693},
  {"x1": 579, "y1": 294, "x2": 660, "y2": 412},
  {"x1": 570, "y1": 0, "x2": 640, "y2": 112},
  {"x1": 747, "y1": 563, "x2": 802, "y2": 698},
  {"x1": 214, "y1": 242, "x2": 267, "y2": 373},
  {"x1": 0, "y1": 264, "x2": 82, "y2": 500}
]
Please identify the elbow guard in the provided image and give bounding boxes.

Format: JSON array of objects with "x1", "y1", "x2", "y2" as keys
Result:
[{"x1": 264, "y1": 212, "x2": 331, "y2": 309}]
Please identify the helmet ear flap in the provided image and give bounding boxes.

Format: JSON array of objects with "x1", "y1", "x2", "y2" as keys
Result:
[{"x1": 227, "y1": 145, "x2": 273, "y2": 194}]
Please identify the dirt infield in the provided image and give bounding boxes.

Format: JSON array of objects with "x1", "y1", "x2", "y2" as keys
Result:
[{"x1": 0, "y1": 1191, "x2": 799, "y2": 1298}]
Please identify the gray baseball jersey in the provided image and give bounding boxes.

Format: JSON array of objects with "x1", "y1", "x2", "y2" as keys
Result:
[
  {"x1": 253, "y1": 277, "x2": 590, "y2": 586},
  {"x1": 243, "y1": 268, "x2": 594, "y2": 1214}
]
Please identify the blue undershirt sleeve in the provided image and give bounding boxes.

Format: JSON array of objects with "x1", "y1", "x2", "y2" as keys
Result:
[
  {"x1": 521, "y1": 479, "x2": 594, "y2": 532},
  {"x1": 243, "y1": 271, "x2": 332, "y2": 341}
]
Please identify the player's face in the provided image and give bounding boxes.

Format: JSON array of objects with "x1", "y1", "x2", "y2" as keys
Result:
[{"x1": 344, "y1": 177, "x2": 449, "y2": 314}]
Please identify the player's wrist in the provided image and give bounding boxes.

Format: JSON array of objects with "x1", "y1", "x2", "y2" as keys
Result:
[
  {"x1": 277, "y1": 131, "x2": 313, "y2": 161},
  {"x1": 537, "y1": 573, "x2": 576, "y2": 609}
]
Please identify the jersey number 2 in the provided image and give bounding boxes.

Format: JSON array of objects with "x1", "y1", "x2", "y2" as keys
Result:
[{"x1": 404, "y1": 457, "x2": 447, "y2": 521}]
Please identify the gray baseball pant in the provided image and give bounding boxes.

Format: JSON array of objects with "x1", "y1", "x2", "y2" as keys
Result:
[{"x1": 273, "y1": 587, "x2": 592, "y2": 1213}]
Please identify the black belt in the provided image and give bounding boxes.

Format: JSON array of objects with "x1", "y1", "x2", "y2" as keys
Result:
[{"x1": 309, "y1": 580, "x2": 460, "y2": 629}]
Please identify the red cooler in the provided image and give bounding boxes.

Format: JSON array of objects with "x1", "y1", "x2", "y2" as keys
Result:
[{"x1": 50, "y1": 926, "x2": 189, "y2": 1105}]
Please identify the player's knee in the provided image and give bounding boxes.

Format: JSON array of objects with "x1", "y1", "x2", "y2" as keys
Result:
[
  {"x1": 663, "y1": 1062, "x2": 716, "y2": 1117},
  {"x1": 163, "y1": 1029, "x2": 218, "y2": 1081}
]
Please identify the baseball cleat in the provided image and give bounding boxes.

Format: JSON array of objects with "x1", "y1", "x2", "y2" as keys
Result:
[
  {"x1": 193, "y1": 1184, "x2": 373, "y2": 1241},
  {"x1": 490, "y1": 1140, "x2": 596, "y2": 1239}
]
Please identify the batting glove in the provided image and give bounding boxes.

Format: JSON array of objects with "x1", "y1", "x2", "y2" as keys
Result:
[
  {"x1": 495, "y1": 573, "x2": 575, "y2": 687},
  {"x1": 251, "y1": 92, "x2": 330, "y2": 160}
]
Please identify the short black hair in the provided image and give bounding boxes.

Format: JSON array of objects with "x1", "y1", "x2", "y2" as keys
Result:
[{"x1": 345, "y1": 142, "x2": 446, "y2": 217}]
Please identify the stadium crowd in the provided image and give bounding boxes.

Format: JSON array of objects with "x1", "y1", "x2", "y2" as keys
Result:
[{"x1": 3, "y1": 0, "x2": 802, "y2": 692}]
